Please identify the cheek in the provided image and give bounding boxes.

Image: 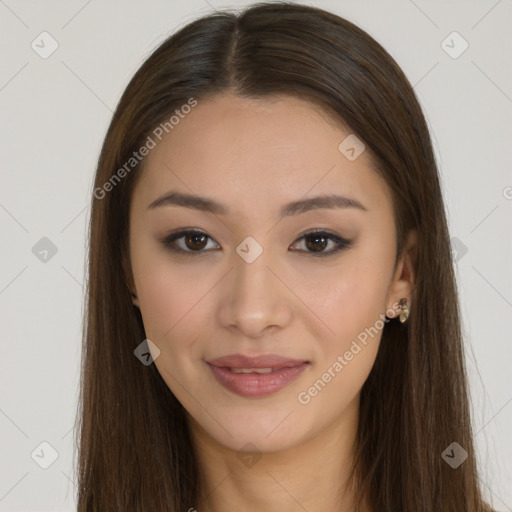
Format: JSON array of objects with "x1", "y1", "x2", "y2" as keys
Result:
[
  {"x1": 299, "y1": 261, "x2": 387, "y2": 341},
  {"x1": 131, "y1": 243, "x2": 206, "y2": 341},
  {"x1": 294, "y1": 259, "x2": 388, "y2": 390},
  {"x1": 296, "y1": 276, "x2": 385, "y2": 415}
]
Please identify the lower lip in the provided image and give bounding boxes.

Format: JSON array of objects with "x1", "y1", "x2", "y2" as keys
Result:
[{"x1": 207, "y1": 362, "x2": 309, "y2": 398}]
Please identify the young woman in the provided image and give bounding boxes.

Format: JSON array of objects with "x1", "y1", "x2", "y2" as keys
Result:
[{"x1": 76, "y1": 2, "x2": 495, "y2": 510}]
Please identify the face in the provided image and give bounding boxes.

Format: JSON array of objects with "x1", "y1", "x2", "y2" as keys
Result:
[{"x1": 128, "y1": 93, "x2": 414, "y2": 454}]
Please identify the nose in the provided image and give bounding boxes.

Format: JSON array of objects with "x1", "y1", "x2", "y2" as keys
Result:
[{"x1": 217, "y1": 247, "x2": 293, "y2": 339}]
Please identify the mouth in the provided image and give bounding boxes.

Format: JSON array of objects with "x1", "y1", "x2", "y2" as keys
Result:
[{"x1": 206, "y1": 354, "x2": 311, "y2": 398}]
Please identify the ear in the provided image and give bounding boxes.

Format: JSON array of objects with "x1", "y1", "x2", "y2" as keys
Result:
[
  {"x1": 386, "y1": 229, "x2": 417, "y2": 319},
  {"x1": 122, "y1": 249, "x2": 139, "y2": 307}
]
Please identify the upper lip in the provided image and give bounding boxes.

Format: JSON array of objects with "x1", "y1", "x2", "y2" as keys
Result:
[{"x1": 206, "y1": 353, "x2": 309, "y2": 370}]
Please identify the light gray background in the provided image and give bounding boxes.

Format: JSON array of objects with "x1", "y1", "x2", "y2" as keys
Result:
[{"x1": 1, "y1": 0, "x2": 511, "y2": 510}]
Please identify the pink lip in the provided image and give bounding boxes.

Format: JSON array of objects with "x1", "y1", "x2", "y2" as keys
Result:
[
  {"x1": 207, "y1": 353, "x2": 308, "y2": 369},
  {"x1": 206, "y1": 353, "x2": 310, "y2": 398}
]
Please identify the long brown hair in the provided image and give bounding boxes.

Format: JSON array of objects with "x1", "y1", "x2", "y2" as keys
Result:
[{"x1": 76, "y1": 2, "x2": 493, "y2": 510}]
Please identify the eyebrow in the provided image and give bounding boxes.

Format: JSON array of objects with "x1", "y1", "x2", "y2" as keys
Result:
[{"x1": 147, "y1": 191, "x2": 368, "y2": 217}]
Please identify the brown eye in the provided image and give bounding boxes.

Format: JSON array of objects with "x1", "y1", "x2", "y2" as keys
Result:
[
  {"x1": 161, "y1": 230, "x2": 221, "y2": 254},
  {"x1": 184, "y1": 232, "x2": 207, "y2": 250},
  {"x1": 305, "y1": 233, "x2": 329, "y2": 252},
  {"x1": 290, "y1": 230, "x2": 352, "y2": 257}
]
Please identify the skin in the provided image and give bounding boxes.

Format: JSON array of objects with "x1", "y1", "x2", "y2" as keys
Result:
[{"x1": 128, "y1": 93, "x2": 417, "y2": 512}]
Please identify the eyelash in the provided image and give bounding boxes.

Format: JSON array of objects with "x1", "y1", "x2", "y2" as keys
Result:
[{"x1": 160, "y1": 229, "x2": 352, "y2": 258}]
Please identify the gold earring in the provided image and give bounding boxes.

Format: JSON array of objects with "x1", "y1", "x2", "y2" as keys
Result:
[{"x1": 399, "y1": 298, "x2": 409, "y2": 323}]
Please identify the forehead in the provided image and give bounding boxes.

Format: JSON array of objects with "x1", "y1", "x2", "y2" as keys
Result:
[{"x1": 133, "y1": 93, "x2": 393, "y2": 220}]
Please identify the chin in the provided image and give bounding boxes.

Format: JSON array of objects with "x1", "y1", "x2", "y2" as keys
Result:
[{"x1": 187, "y1": 404, "x2": 315, "y2": 455}]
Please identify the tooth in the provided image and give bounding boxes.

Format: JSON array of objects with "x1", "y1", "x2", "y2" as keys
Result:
[{"x1": 230, "y1": 367, "x2": 274, "y2": 374}]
